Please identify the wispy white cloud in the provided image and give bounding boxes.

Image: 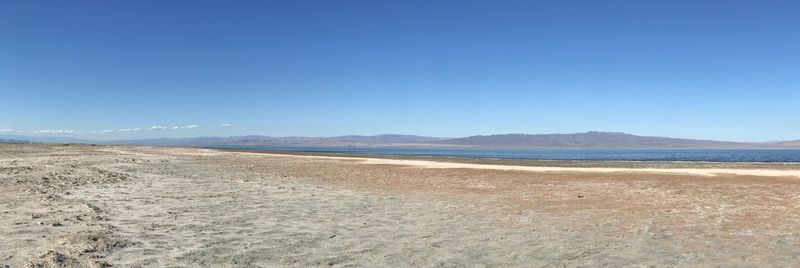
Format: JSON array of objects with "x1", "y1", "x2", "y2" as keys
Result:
[
  {"x1": 221, "y1": 123, "x2": 244, "y2": 130},
  {"x1": 31, "y1": 129, "x2": 75, "y2": 134},
  {"x1": 97, "y1": 125, "x2": 197, "y2": 134},
  {"x1": 9, "y1": 124, "x2": 200, "y2": 136},
  {"x1": 171, "y1": 124, "x2": 198, "y2": 130},
  {"x1": 99, "y1": 127, "x2": 146, "y2": 134}
]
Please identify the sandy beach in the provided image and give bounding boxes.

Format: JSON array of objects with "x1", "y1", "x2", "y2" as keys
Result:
[{"x1": 3, "y1": 144, "x2": 800, "y2": 267}]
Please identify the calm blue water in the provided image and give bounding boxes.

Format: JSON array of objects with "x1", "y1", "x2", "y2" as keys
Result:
[{"x1": 212, "y1": 146, "x2": 800, "y2": 163}]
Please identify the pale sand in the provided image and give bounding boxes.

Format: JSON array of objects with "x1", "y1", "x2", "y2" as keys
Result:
[{"x1": 3, "y1": 144, "x2": 800, "y2": 267}]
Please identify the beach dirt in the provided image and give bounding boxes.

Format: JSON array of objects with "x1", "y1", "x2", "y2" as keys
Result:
[{"x1": 2, "y1": 144, "x2": 800, "y2": 267}]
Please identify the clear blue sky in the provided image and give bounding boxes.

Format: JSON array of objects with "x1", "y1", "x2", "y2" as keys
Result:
[{"x1": 2, "y1": 0, "x2": 799, "y2": 141}]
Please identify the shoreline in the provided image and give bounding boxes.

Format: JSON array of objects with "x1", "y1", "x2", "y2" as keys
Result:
[
  {"x1": 213, "y1": 147, "x2": 800, "y2": 172},
  {"x1": 219, "y1": 150, "x2": 800, "y2": 178}
]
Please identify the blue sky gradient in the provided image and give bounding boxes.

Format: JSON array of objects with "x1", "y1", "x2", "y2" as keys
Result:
[{"x1": 2, "y1": 0, "x2": 799, "y2": 141}]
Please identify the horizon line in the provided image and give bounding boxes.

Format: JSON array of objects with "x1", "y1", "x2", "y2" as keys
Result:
[{"x1": 2, "y1": 130, "x2": 797, "y2": 144}]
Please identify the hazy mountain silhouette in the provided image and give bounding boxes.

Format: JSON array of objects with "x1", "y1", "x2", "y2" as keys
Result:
[
  {"x1": 0, "y1": 139, "x2": 31, "y2": 144},
  {"x1": 105, "y1": 134, "x2": 445, "y2": 147},
  {"x1": 435, "y1": 131, "x2": 749, "y2": 148}
]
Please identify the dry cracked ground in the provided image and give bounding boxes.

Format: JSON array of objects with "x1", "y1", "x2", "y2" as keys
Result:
[{"x1": 2, "y1": 144, "x2": 800, "y2": 267}]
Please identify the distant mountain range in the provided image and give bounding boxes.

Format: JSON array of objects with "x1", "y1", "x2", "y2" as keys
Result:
[
  {"x1": 105, "y1": 134, "x2": 445, "y2": 147},
  {"x1": 767, "y1": 140, "x2": 800, "y2": 147},
  {"x1": 0, "y1": 138, "x2": 32, "y2": 144},
  {"x1": 0, "y1": 134, "x2": 89, "y2": 144},
  {"x1": 2, "y1": 131, "x2": 799, "y2": 148},
  {"x1": 434, "y1": 132, "x2": 750, "y2": 148}
]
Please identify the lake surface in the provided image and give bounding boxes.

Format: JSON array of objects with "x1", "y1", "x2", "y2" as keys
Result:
[{"x1": 212, "y1": 146, "x2": 800, "y2": 163}]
